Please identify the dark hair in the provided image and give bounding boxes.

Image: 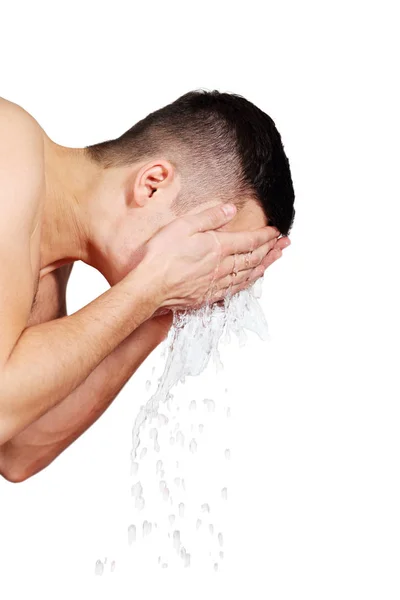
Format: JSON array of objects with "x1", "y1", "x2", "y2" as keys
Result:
[{"x1": 85, "y1": 90, "x2": 295, "y2": 235}]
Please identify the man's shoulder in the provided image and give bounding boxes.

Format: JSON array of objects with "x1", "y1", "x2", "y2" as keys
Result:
[{"x1": 0, "y1": 97, "x2": 45, "y2": 235}]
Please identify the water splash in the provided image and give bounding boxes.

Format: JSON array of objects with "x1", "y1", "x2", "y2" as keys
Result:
[{"x1": 131, "y1": 280, "x2": 268, "y2": 461}]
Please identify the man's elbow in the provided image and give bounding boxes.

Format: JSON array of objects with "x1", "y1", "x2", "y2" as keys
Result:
[
  {"x1": 0, "y1": 461, "x2": 31, "y2": 483},
  {"x1": 0, "y1": 446, "x2": 32, "y2": 483}
]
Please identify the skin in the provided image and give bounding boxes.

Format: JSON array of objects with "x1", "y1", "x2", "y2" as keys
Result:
[{"x1": 0, "y1": 97, "x2": 290, "y2": 482}]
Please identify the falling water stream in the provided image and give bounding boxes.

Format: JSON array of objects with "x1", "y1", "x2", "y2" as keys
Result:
[{"x1": 96, "y1": 273, "x2": 269, "y2": 574}]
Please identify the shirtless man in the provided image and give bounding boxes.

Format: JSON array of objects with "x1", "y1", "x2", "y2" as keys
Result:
[{"x1": 0, "y1": 90, "x2": 294, "y2": 483}]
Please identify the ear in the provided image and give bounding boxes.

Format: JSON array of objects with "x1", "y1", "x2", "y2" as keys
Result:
[{"x1": 130, "y1": 159, "x2": 176, "y2": 208}]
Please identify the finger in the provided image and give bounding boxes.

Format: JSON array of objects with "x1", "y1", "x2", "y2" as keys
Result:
[
  {"x1": 215, "y1": 226, "x2": 280, "y2": 256},
  {"x1": 275, "y1": 236, "x2": 291, "y2": 251},
  {"x1": 260, "y1": 246, "x2": 283, "y2": 269},
  {"x1": 216, "y1": 239, "x2": 277, "y2": 278},
  {"x1": 217, "y1": 267, "x2": 254, "y2": 290},
  {"x1": 183, "y1": 203, "x2": 237, "y2": 234},
  {"x1": 212, "y1": 265, "x2": 265, "y2": 302}
]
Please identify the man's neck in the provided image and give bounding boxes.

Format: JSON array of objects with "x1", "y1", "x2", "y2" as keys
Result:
[{"x1": 40, "y1": 135, "x2": 102, "y2": 275}]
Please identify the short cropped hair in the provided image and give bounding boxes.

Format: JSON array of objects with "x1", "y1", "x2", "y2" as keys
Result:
[{"x1": 85, "y1": 90, "x2": 295, "y2": 235}]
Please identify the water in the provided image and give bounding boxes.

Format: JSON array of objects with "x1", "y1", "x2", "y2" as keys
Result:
[
  {"x1": 126, "y1": 277, "x2": 268, "y2": 570},
  {"x1": 143, "y1": 520, "x2": 152, "y2": 537},
  {"x1": 128, "y1": 524, "x2": 136, "y2": 544},
  {"x1": 203, "y1": 398, "x2": 215, "y2": 412},
  {"x1": 130, "y1": 278, "x2": 268, "y2": 461},
  {"x1": 95, "y1": 560, "x2": 104, "y2": 576},
  {"x1": 176, "y1": 431, "x2": 185, "y2": 446}
]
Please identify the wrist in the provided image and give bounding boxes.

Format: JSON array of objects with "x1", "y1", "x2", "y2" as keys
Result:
[{"x1": 125, "y1": 258, "x2": 164, "y2": 315}]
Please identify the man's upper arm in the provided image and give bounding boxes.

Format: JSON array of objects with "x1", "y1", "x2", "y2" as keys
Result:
[{"x1": 0, "y1": 98, "x2": 44, "y2": 366}]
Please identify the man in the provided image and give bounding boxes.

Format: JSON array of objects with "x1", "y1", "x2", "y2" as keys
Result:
[{"x1": 0, "y1": 90, "x2": 295, "y2": 483}]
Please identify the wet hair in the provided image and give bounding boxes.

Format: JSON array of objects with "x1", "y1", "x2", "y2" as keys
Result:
[{"x1": 85, "y1": 90, "x2": 295, "y2": 235}]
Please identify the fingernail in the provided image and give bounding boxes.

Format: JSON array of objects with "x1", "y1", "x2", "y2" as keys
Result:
[{"x1": 223, "y1": 204, "x2": 236, "y2": 217}]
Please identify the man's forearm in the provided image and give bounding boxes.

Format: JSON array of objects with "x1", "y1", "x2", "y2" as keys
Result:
[
  {"x1": 0, "y1": 262, "x2": 160, "y2": 445},
  {"x1": 0, "y1": 315, "x2": 171, "y2": 482}
]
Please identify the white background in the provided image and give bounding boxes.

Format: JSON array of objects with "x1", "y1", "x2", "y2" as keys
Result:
[{"x1": 1, "y1": 1, "x2": 399, "y2": 598}]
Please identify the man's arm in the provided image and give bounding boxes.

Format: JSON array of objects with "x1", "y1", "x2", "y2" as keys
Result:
[
  {"x1": 0, "y1": 103, "x2": 163, "y2": 446},
  {"x1": 0, "y1": 312, "x2": 172, "y2": 483}
]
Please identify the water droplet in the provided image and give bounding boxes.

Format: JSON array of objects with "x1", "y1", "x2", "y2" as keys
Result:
[
  {"x1": 169, "y1": 436, "x2": 175, "y2": 445},
  {"x1": 143, "y1": 520, "x2": 152, "y2": 536},
  {"x1": 203, "y1": 398, "x2": 215, "y2": 412},
  {"x1": 156, "y1": 460, "x2": 163, "y2": 474},
  {"x1": 135, "y1": 497, "x2": 145, "y2": 510},
  {"x1": 131, "y1": 481, "x2": 143, "y2": 498},
  {"x1": 214, "y1": 563, "x2": 219, "y2": 572},
  {"x1": 159, "y1": 480, "x2": 166, "y2": 492},
  {"x1": 184, "y1": 553, "x2": 191, "y2": 568},
  {"x1": 176, "y1": 461, "x2": 179, "y2": 468},
  {"x1": 218, "y1": 533, "x2": 224, "y2": 547},
  {"x1": 209, "y1": 524, "x2": 214, "y2": 535},
  {"x1": 219, "y1": 551, "x2": 224, "y2": 560},
  {"x1": 95, "y1": 560, "x2": 104, "y2": 575},
  {"x1": 140, "y1": 447, "x2": 147, "y2": 460},
  {"x1": 111, "y1": 561, "x2": 116, "y2": 572},
  {"x1": 201, "y1": 503, "x2": 210, "y2": 513},
  {"x1": 226, "y1": 407, "x2": 231, "y2": 418},
  {"x1": 189, "y1": 439, "x2": 197, "y2": 454},
  {"x1": 176, "y1": 431, "x2": 185, "y2": 446},
  {"x1": 173, "y1": 530, "x2": 181, "y2": 552},
  {"x1": 181, "y1": 479, "x2": 186, "y2": 491},
  {"x1": 224, "y1": 449, "x2": 231, "y2": 460},
  {"x1": 149, "y1": 428, "x2": 158, "y2": 440},
  {"x1": 196, "y1": 519, "x2": 202, "y2": 530},
  {"x1": 198, "y1": 424, "x2": 204, "y2": 433},
  {"x1": 174, "y1": 477, "x2": 181, "y2": 487},
  {"x1": 154, "y1": 440, "x2": 160, "y2": 452},
  {"x1": 128, "y1": 524, "x2": 136, "y2": 544},
  {"x1": 221, "y1": 487, "x2": 228, "y2": 500},
  {"x1": 131, "y1": 461, "x2": 139, "y2": 476},
  {"x1": 158, "y1": 414, "x2": 168, "y2": 427},
  {"x1": 162, "y1": 487, "x2": 170, "y2": 502},
  {"x1": 168, "y1": 514, "x2": 175, "y2": 526},
  {"x1": 189, "y1": 400, "x2": 197, "y2": 411},
  {"x1": 179, "y1": 502, "x2": 185, "y2": 518},
  {"x1": 151, "y1": 366, "x2": 156, "y2": 376},
  {"x1": 145, "y1": 380, "x2": 151, "y2": 391}
]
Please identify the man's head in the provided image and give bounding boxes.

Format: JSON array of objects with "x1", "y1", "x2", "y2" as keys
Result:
[{"x1": 84, "y1": 90, "x2": 295, "y2": 278}]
